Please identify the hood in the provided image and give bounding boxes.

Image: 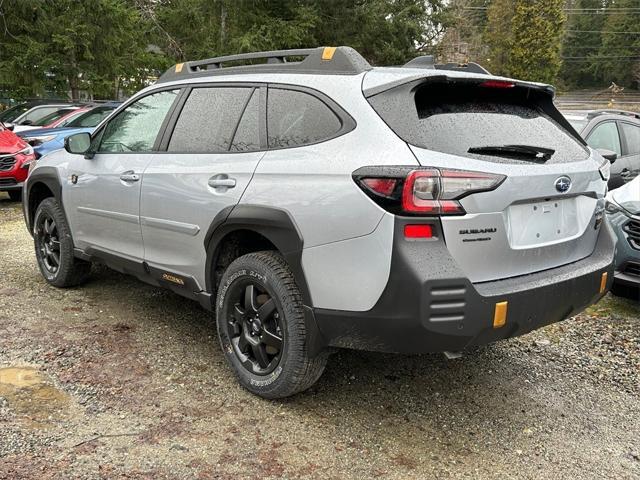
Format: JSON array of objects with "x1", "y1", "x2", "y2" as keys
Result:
[
  {"x1": 19, "y1": 126, "x2": 93, "y2": 138},
  {"x1": 0, "y1": 127, "x2": 28, "y2": 154},
  {"x1": 611, "y1": 176, "x2": 640, "y2": 216}
]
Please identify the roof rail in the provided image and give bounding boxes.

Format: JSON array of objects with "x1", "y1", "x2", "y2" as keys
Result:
[
  {"x1": 587, "y1": 109, "x2": 640, "y2": 120},
  {"x1": 402, "y1": 57, "x2": 491, "y2": 75},
  {"x1": 157, "y1": 46, "x2": 372, "y2": 83}
]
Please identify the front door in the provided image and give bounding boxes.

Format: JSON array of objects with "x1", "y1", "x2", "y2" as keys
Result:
[{"x1": 64, "y1": 89, "x2": 181, "y2": 259}]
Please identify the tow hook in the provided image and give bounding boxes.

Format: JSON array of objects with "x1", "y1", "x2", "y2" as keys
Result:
[{"x1": 444, "y1": 351, "x2": 463, "y2": 360}]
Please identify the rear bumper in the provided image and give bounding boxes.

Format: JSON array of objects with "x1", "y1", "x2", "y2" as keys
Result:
[{"x1": 313, "y1": 217, "x2": 616, "y2": 353}]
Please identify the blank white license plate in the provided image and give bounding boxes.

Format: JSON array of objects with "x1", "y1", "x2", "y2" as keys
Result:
[{"x1": 507, "y1": 198, "x2": 580, "y2": 248}]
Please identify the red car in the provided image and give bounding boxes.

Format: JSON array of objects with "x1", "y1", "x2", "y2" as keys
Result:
[{"x1": 0, "y1": 122, "x2": 36, "y2": 201}]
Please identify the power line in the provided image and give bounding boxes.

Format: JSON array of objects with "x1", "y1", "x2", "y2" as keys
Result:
[{"x1": 567, "y1": 30, "x2": 640, "y2": 35}]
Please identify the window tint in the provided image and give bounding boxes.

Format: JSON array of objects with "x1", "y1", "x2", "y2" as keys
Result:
[
  {"x1": 169, "y1": 87, "x2": 252, "y2": 153},
  {"x1": 0, "y1": 104, "x2": 28, "y2": 122},
  {"x1": 33, "y1": 108, "x2": 75, "y2": 126},
  {"x1": 100, "y1": 90, "x2": 178, "y2": 153},
  {"x1": 267, "y1": 88, "x2": 341, "y2": 148},
  {"x1": 231, "y1": 89, "x2": 260, "y2": 152},
  {"x1": 621, "y1": 122, "x2": 640, "y2": 155},
  {"x1": 587, "y1": 122, "x2": 621, "y2": 156}
]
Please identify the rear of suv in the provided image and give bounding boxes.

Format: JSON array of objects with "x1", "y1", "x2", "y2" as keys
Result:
[{"x1": 23, "y1": 47, "x2": 615, "y2": 398}]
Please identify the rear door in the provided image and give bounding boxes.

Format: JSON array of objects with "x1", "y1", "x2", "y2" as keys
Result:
[
  {"x1": 366, "y1": 78, "x2": 605, "y2": 283},
  {"x1": 65, "y1": 89, "x2": 180, "y2": 259},
  {"x1": 619, "y1": 121, "x2": 640, "y2": 181},
  {"x1": 140, "y1": 84, "x2": 265, "y2": 288}
]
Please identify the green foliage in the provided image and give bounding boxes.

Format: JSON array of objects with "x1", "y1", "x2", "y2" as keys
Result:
[
  {"x1": 0, "y1": 0, "x2": 165, "y2": 99},
  {"x1": 560, "y1": 0, "x2": 609, "y2": 89},
  {"x1": 506, "y1": 0, "x2": 565, "y2": 84},
  {"x1": 594, "y1": 0, "x2": 640, "y2": 88},
  {"x1": 483, "y1": 0, "x2": 565, "y2": 84}
]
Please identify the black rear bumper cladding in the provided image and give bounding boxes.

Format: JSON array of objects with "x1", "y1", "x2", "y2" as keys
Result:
[{"x1": 312, "y1": 217, "x2": 616, "y2": 354}]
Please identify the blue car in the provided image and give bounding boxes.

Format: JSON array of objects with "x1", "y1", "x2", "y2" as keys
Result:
[{"x1": 18, "y1": 103, "x2": 120, "y2": 157}]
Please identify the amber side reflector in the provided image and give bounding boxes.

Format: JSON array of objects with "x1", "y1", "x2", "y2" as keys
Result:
[
  {"x1": 175, "y1": 63, "x2": 184, "y2": 73},
  {"x1": 493, "y1": 301, "x2": 508, "y2": 329},
  {"x1": 322, "y1": 47, "x2": 337, "y2": 60},
  {"x1": 600, "y1": 272, "x2": 608, "y2": 294}
]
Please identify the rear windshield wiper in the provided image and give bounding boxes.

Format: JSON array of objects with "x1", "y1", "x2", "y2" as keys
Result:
[{"x1": 468, "y1": 144, "x2": 555, "y2": 162}]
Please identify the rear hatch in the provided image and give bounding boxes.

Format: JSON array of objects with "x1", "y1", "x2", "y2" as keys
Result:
[{"x1": 365, "y1": 72, "x2": 607, "y2": 283}]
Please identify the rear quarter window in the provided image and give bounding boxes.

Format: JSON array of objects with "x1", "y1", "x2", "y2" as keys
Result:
[{"x1": 267, "y1": 88, "x2": 342, "y2": 148}]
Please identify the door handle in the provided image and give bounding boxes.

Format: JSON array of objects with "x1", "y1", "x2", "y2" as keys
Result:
[
  {"x1": 208, "y1": 175, "x2": 236, "y2": 189},
  {"x1": 120, "y1": 171, "x2": 140, "y2": 182}
]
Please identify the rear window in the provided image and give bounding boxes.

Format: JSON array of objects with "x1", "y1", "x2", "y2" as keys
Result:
[
  {"x1": 67, "y1": 106, "x2": 115, "y2": 128},
  {"x1": 368, "y1": 81, "x2": 588, "y2": 164}
]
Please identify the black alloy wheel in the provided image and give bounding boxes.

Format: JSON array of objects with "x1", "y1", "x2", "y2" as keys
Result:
[
  {"x1": 225, "y1": 281, "x2": 284, "y2": 375},
  {"x1": 35, "y1": 213, "x2": 61, "y2": 275}
]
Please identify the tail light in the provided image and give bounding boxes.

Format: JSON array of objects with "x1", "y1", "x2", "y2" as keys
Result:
[{"x1": 354, "y1": 167, "x2": 505, "y2": 216}]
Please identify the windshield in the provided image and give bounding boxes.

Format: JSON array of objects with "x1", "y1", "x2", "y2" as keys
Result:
[
  {"x1": 32, "y1": 108, "x2": 76, "y2": 126},
  {"x1": 67, "y1": 106, "x2": 116, "y2": 128},
  {"x1": 0, "y1": 104, "x2": 29, "y2": 123}
]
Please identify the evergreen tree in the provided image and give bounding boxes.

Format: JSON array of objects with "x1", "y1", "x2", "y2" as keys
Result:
[
  {"x1": 507, "y1": 0, "x2": 565, "y2": 83},
  {"x1": 595, "y1": 0, "x2": 640, "y2": 88}
]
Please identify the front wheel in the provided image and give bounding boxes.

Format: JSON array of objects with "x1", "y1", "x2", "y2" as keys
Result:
[
  {"x1": 216, "y1": 251, "x2": 328, "y2": 399},
  {"x1": 33, "y1": 197, "x2": 91, "y2": 287}
]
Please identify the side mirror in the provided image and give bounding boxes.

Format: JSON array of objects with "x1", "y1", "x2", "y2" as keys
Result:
[
  {"x1": 64, "y1": 132, "x2": 91, "y2": 155},
  {"x1": 597, "y1": 148, "x2": 617, "y2": 164},
  {"x1": 5, "y1": 123, "x2": 14, "y2": 131},
  {"x1": 20, "y1": 120, "x2": 33, "y2": 126}
]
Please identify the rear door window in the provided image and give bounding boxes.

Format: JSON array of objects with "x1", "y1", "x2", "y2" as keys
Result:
[
  {"x1": 620, "y1": 122, "x2": 640, "y2": 156},
  {"x1": 168, "y1": 87, "x2": 252, "y2": 153},
  {"x1": 230, "y1": 89, "x2": 261, "y2": 152},
  {"x1": 587, "y1": 121, "x2": 622, "y2": 156},
  {"x1": 267, "y1": 88, "x2": 342, "y2": 148}
]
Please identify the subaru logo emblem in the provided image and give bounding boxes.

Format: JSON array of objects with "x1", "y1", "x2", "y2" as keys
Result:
[{"x1": 555, "y1": 176, "x2": 571, "y2": 193}]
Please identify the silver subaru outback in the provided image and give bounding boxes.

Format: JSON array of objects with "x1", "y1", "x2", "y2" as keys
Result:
[{"x1": 23, "y1": 47, "x2": 616, "y2": 398}]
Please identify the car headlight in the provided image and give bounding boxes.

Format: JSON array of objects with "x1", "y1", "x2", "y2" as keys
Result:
[
  {"x1": 599, "y1": 159, "x2": 611, "y2": 182},
  {"x1": 24, "y1": 135, "x2": 56, "y2": 147},
  {"x1": 17, "y1": 144, "x2": 34, "y2": 156}
]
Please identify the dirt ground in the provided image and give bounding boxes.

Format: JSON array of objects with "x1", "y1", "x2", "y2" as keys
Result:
[{"x1": 0, "y1": 192, "x2": 638, "y2": 480}]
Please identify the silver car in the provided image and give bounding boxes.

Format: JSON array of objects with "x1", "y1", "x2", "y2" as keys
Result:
[
  {"x1": 606, "y1": 175, "x2": 640, "y2": 299},
  {"x1": 23, "y1": 47, "x2": 616, "y2": 398}
]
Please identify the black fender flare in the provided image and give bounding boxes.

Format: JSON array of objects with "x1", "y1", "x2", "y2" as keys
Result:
[
  {"x1": 204, "y1": 204, "x2": 326, "y2": 355},
  {"x1": 23, "y1": 166, "x2": 65, "y2": 234}
]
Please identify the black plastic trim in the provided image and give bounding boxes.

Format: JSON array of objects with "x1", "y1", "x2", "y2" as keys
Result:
[
  {"x1": 23, "y1": 166, "x2": 64, "y2": 235},
  {"x1": 313, "y1": 217, "x2": 616, "y2": 353}
]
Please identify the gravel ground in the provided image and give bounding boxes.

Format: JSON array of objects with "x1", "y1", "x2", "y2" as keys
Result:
[{"x1": 0, "y1": 192, "x2": 638, "y2": 479}]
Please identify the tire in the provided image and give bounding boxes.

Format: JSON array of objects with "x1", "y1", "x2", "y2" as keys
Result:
[
  {"x1": 33, "y1": 197, "x2": 91, "y2": 287},
  {"x1": 8, "y1": 190, "x2": 21, "y2": 202},
  {"x1": 216, "y1": 251, "x2": 328, "y2": 399}
]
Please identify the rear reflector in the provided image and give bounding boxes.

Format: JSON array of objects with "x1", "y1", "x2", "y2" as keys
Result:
[
  {"x1": 493, "y1": 301, "x2": 508, "y2": 328},
  {"x1": 600, "y1": 272, "x2": 608, "y2": 294},
  {"x1": 362, "y1": 178, "x2": 397, "y2": 197},
  {"x1": 404, "y1": 224, "x2": 433, "y2": 239}
]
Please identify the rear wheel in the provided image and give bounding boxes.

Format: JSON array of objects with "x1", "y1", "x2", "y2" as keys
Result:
[
  {"x1": 33, "y1": 197, "x2": 91, "y2": 287},
  {"x1": 8, "y1": 190, "x2": 21, "y2": 202},
  {"x1": 216, "y1": 251, "x2": 328, "y2": 399}
]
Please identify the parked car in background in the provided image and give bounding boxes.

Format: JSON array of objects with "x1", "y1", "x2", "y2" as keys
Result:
[
  {"x1": 0, "y1": 122, "x2": 36, "y2": 201},
  {"x1": 19, "y1": 103, "x2": 120, "y2": 157},
  {"x1": 564, "y1": 110, "x2": 640, "y2": 189},
  {"x1": 606, "y1": 175, "x2": 640, "y2": 300},
  {"x1": 13, "y1": 106, "x2": 82, "y2": 133},
  {"x1": 2, "y1": 101, "x2": 75, "y2": 129},
  {"x1": 23, "y1": 47, "x2": 615, "y2": 398},
  {"x1": 0, "y1": 100, "x2": 54, "y2": 124}
]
